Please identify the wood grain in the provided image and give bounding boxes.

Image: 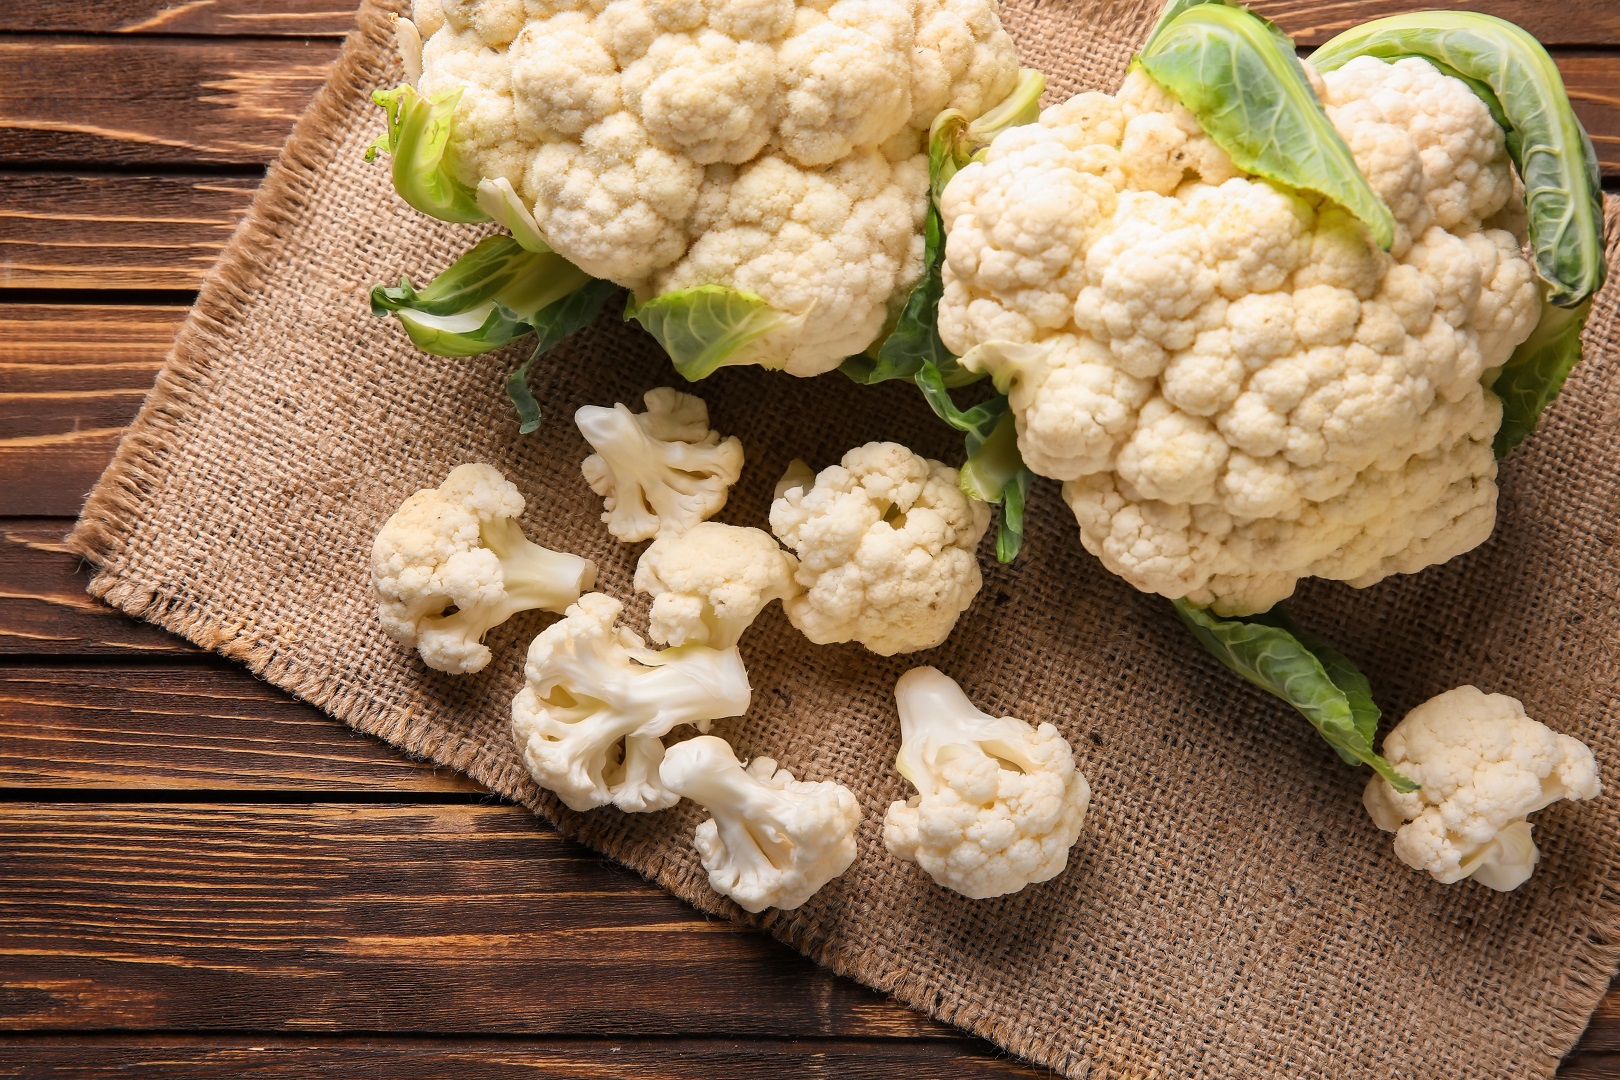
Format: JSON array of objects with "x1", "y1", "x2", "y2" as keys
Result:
[
  {"x1": 1251, "y1": 0, "x2": 1620, "y2": 45},
  {"x1": 0, "y1": 37, "x2": 339, "y2": 167},
  {"x1": 0, "y1": 33, "x2": 1616, "y2": 175},
  {"x1": 0, "y1": 1, "x2": 359, "y2": 37},
  {"x1": 0, "y1": 307, "x2": 181, "y2": 518},
  {"x1": 0, "y1": 1035, "x2": 1049, "y2": 1079},
  {"x1": 0, "y1": 802, "x2": 946, "y2": 1041},
  {"x1": 0, "y1": 0, "x2": 1612, "y2": 45},
  {"x1": 0, "y1": 519, "x2": 191, "y2": 655},
  {"x1": 0, "y1": 665, "x2": 483, "y2": 791},
  {"x1": 0, "y1": 174, "x2": 257, "y2": 291}
]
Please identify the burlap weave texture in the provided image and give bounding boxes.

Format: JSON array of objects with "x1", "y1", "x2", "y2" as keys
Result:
[{"x1": 67, "y1": 2, "x2": 1620, "y2": 1077}]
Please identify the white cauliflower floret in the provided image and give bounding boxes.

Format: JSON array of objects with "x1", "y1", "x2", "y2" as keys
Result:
[
  {"x1": 937, "y1": 59, "x2": 1542, "y2": 615},
  {"x1": 413, "y1": 0, "x2": 1019, "y2": 374},
  {"x1": 372, "y1": 462, "x2": 596, "y2": 674},
  {"x1": 511, "y1": 593, "x2": 752, "y2": 813},
  {"x1": 633, "y1": 521, "x2": 801, "y2": 648},
  {"x1": 882, "y1": 667, "x2": 1090, "y2": 898},
  {"x1": 769, "y1": 442, "x2": 991, "y2": 655},
  {"x1": 577, "y1": 387, "x2": 744, "y2": 542},
  {"x1": 1363, "y1": 685, "x2": 1601, "y2": 891},
  {"x1": 659, "y1": 734, "x2": 861, "y2": 911}
]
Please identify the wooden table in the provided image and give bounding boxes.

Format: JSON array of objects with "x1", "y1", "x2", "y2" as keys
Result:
[{"x1": 1, "y1": 1, "x2": 1616, "y2": 1075}]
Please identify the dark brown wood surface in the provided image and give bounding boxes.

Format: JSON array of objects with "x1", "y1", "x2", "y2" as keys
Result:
[{"x1": 0, "y1": 1, "x2": 1614, "y2": 1076}]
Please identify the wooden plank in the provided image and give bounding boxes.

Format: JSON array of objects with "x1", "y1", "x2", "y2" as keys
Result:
[
  {"x1": 0, "y1": 37, "x2": 339, "y2": 167},
  {"x1": 0, "y1": 519, "x2": 192, "y2": 655},
  {"x1": 0, "y1": 0, "x2": 1608, "y2": 45},
  {"x1": 0, "y1": 665, "x2": 481, "y2": 791},
  {"x1": 1252, "y1": 0, "x2": 1620, "y2": 46},
  {"x1": 0, "y1": 174, "x2": 256, "y2": 291},
  {"x1": 1563, "y1": 1054, "x2": 1620, "y2": 1080},
  {"x1": 0, "y1": 802, "x2": 942, "y2": 1039},
  {"x1": 0, "y1": 306, "x2": 181, "y2": 518},
  {"x1": 0, "y1": 1034, "x2": 1045, "y2": 1079},
  {"x1": 0, "y1": 1, "x2": 359, "y2": 37},
  {"x1": 0, "y1": 34, "x2": 1616, "y2": 175},
  {"x1": 0, "y1": 1034, "x2": 1043, "y2": 1078}
]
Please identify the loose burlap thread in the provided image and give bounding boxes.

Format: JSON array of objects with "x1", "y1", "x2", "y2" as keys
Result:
[{"x1": 67, "y1": 1, "x2": 1620, "y2": 1076}]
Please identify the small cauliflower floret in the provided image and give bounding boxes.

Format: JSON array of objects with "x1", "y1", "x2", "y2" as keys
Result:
[
  {"x1": 937, "y1": 59, "x2": 1543, "y2": 615},
  {"x1": 659, "y1": 734, "x2": 861, "y2": 912},
  {"x1": 371, "y1": 462, "x2": 596, "y2": 674},
  {"x1": 769, "y1": 442, "x2": 990, "y2": 655},
  {"x1": 413, "y1": 0, "x2": 1019, "y2": 373},
  {"x1": 882, "y1": 667, "x2": 1089, "y2": 899},
  {"x1": 577, "y1": 387, "x2": 744, "y2": 542},
  {"x1": 633, "y1": 521, "x2": 801, "y2": 648},
  {"x1": 1364, "y1": 685, "x2": 1601, "y2": 891},
  {"x1": 511, "y1": 593, "x2": 752, "y2": 813}
]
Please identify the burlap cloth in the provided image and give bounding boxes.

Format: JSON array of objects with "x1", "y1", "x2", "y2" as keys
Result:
[{"x1": 66, "y1": 1, "x2": 1620, "y2": 1076}]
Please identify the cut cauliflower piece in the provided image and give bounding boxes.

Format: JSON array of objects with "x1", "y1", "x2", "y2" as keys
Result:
[
  {"x1": 511, "y1": 593, "x2": 752, "y2": 813},
  {"x1": 769, "y1": 442, "x2": 991, "y2": 655},
  {"x1": 371, "y1": 462, "x2": 596, "y2": 674},
  {"x1": 659, "y1": 734, "x2": 861, "y2": 912},
  {"x1": 577, "y1": 387, "x2": 744, "y2": 543},
  {"x1": 1363, "y1": 685, "x2": 1600, "y2": 891},
  {"x1": 411, "y1": 0, "x2": 1019, "y2": 375},
  {"x1": 633, "y1": 521, "x2": 801, "y2": 649},
  {"x1": 937, "y1": 58, "x2": 1542, "y2": 615},
  {"x1": 882, "y1": 666, "x2": 1090, "y2": 899}
]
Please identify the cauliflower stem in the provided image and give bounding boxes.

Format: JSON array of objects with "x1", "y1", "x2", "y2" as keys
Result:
[{"x1": 660, "y1": 735, "x2": 861, "y2": 912}]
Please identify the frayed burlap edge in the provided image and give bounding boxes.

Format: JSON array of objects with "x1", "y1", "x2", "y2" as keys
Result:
[{"x1": 64, "y1": 3, "x2": 1620, "y2": 1077}]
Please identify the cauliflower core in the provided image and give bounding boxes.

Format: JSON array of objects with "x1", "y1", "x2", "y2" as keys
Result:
[
  {"x1": 411, "y1": 0, "x2": 1020, "y2": 374},
  {"x1": 1364, "y1": 685, "x2": 1600, "y2": 891},
  {"x1": 634, "y1": 521, "x2": 801, "y2": 648},
  {"x1": 372, "y1": 462, "x2": 596, "y2": 673},
  {"x1": 770, "y1": 442, "x2": 991, "y2": 655},
  {"x1": 660, "y1": 734, "x2": 861, "y2": 911},
  {"x1": 882, "y1": 666, "x2": 1089, "y2": 898},
  {"x1": 511, "y1": 593, "x2": 752, "y2": 812},
  {"x1": 577, "y1": 387, "x2": 744, "y2": 542},
  {"x1": 937, "y1": 59, "x2": 1542, "y2": 615}
]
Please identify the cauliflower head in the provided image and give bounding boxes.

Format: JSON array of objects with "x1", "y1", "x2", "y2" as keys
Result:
[
  {"x1": 1363, "y1": 684, "x2": 1600, "y2": 891},
  {"x1": 882, "y1": 667, "x2": 1089, "y2": 898},
  {"x1": 410, "y1": 0, "x2": 1020, "y2": 374},
  {"x1": 659, "y1": 734, "x2": 861, "y2": 911},
  {"x1": 634, "y1": 521, "x2": 801, "y2": 648},
  {"x1": 511, "y1": 592, "x2": 752, "y2": 812},
  {"x1": 769, "y1": 441, "x2": 990, "y2": 655},
  {"x1": 372, "y1": 462, "x2": 596, "y2": 673},
  {"x1": 936, "y1": 58, "x2": 1543, "y2": 615},
  {"x1": 577, "y1": 387, "x2": 744, "y2": 542}
]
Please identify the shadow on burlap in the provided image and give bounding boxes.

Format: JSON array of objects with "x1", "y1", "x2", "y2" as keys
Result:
[{"x1": 66, "y1": 1, "x2": 1620, "y2": 1076}]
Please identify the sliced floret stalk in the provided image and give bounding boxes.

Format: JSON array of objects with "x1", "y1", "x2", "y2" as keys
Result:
[
  {"x1": 626, "y1": 286, "x2": 809, "y2": 383},
  {"x1": 366, "y1": 84, "x2": 489, "y2": 225},
  {"x1": 371, "y1": 463, "x2": 597, "y2": 674},
  {"x1": 633, "y1": 522, "x2": 801, "y2": 649},
  {"x1": 1362, "y1": 685, "x2": 1600, "y2": 890},
  {"x1": 511, "y1": 594, "x2": 752, "y2": 813},
  {"x1": 1136, "y1": 1, "x2": 1396, "y2": 250},
  {"x1": 1173, "y1": 600, "x2": 1416, "y2": 792},
  {"x1": 1310, "y1": 12, "x2": 1608, "y2": 455},
  {"x1": 658, "y1": 735, "x2": 861, "y2": 912},
  {"x1": 882, "y1": 667, "x2": 1090, "y2": 899},
  {"x1": 914, "y1": 360, "x2": 1033, "y2": 563},
  {"x1": 576, "y1": 387, "x2": 744, "y2": 543},
  {"x1": 841, "y1": 68, "x2": 1047, "y2": 390}
]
